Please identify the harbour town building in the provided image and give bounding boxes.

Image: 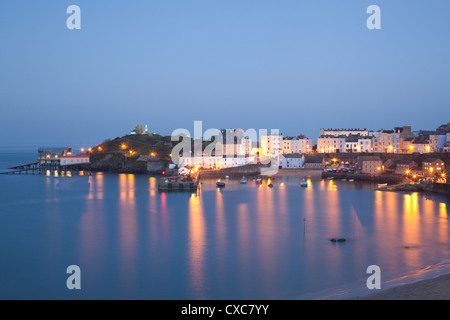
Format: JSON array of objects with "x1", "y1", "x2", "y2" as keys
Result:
[{"x1": 355, "y1": 156, "x2": 383, "y2": 175}]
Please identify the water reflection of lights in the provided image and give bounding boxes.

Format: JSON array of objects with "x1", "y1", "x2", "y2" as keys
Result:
[
  {"x1": 440, "y1": 203, "x2": 447, "y2": 219},
  {"x1": 149, "y1": 177, "x2": 157, "y2": 213},
  {"x1": 404, "y1": 193, "x2": 419, "y2": 216},
  {"x1": 216, "y1": 187, "x2": 226, "y2": 258},
  {"x1": 328, "y1": 180, "x2": 337, "y2": 191},
  {"x1": 118, "y1": 174, "x2": 137, "y2": 292},
  {"x1": 188, "y1": 193, "x2": 206, "y2": 299},
  {"x1": 149, "y1": 177, "x2": 157, "y2": 197}
]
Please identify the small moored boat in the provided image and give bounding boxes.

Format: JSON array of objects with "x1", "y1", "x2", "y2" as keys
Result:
[
  {"x1": 240, "y1": 177, "x2": 247, "y2": 184},
  {"x1": 216, "y1": 180, "x2": 226, "y2": 187},
  {"x1": 378, "y1": 183, "x2": 388, "y2": 188},
  {"x1": 255, "y1": 178, "x2": 262, "y2": 184}
]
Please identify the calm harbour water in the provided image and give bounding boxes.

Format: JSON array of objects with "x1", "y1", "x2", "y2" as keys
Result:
[{"x1": 1, "y1": 149, "x2": 450, "y2": 299}]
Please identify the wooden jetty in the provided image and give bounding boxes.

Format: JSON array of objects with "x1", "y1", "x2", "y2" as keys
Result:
[{"x1": 0, "y1": 163, "x2": 39, "y2": 175}]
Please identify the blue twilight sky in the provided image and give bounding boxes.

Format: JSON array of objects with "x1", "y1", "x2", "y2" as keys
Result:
[{"x1": 0, "y1": 0, "x2": 450, "y2": 148}]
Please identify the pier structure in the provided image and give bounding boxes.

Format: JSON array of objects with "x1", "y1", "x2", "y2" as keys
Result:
[
  {"x1": 0, "y1": 163, "x2": 39, "y2": 175},
  {"x1": 0, "y1": 147, "x2": 91, "y2": 175}
]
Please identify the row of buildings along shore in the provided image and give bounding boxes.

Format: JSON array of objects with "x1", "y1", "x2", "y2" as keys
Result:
[
  {"x1": 350, "y1": 156, "x2": 447, "y2": 180},
  {"x1": 179, "y1": 124, "x2": 450, "y2": 171},
  {"x1": 31, "y1": 123, "x2": 449, "y2": 181},
  {"x1": 317, "y1": 125, "x2": 450, "y2": 154}
]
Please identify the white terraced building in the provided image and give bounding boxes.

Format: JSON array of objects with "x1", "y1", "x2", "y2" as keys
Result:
[
  {"x1": 279, "y1": 154, "x2": 305, "y2": 168},
  {"x1": 260, "y1": 133, "x2": 283, "y2": 156},
  {"x1": 317, "y1": 136, "x2": 346, "y2": 153},
  {"x1": 357, "y1": 137, "x2": 374, "y2": 152}
]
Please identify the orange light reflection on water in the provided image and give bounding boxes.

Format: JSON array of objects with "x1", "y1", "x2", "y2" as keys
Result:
[
  {"x1": 149, "y1": 177, "x2": 157, "y2": 213},
  {"x1": 402, "y1": 193, "x2": 421, "y2": 266},
  {"x1": 438, "y1": 203, "x2": 449, "y2": 248},
  {"x1": 80, "y1": 173, "x2": 106, "y2": 267},
  {"x1": 255, "y1": 181, "x2": 277, "y2": 292},
  {"x1": 160, "y1": 191, "x2": 168, "y2": 243},
  {"x1": 215, "y1": 188, "x2": 226, "y2": 270},
  {"x1": 188, "y1": 193, "x2": 206, "y2": 299},
  {"x1": 118, "y1": 174, "x2": 137, "y2": 293},
  {"x1": 440, "y1": 202, "x2": 447, "y2": 219}
]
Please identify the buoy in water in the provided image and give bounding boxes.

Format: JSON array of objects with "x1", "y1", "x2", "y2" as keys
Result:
[{"x1": 330, "y1": 238, "x2": 346, "y2": 243}]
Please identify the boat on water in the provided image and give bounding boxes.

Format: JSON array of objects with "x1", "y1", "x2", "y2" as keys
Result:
[
  {"x1": 327, "y1": 177, "x2": 334, "y2": 180},
  {"x1": 240, "y1": 177, "x2": 247, "y2": 184},
  {"x1": 300, "y1": 179, "x2": 308, "y2": 187},
  {"x1": 225, "y1": 176, "x2": 230, "y2": 179},
  {"x1": 216, "y1": 180, "x2": 226, "y2": 187},
  {"x1": 158, "y1": 177, "x2": 199, "y2": 191},
  {"x1": 255, "y1": 178, "x2": 262, "y2": 184},
  {"x1": 348, "y1": 179, "x2": 354, "y2": 182},
  {"x1": 378, "y1": 183, "x2": 388, "y2": 188}
]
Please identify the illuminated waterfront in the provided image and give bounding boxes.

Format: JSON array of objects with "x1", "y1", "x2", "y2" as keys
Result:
[{"x1": 1, "y1": 150, "x2": 450, "y2": 299}]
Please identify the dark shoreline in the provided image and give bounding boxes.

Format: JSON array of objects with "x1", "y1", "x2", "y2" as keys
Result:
[{"x1": 321, "y1": 171, "x2": 403, "y2": 183}]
